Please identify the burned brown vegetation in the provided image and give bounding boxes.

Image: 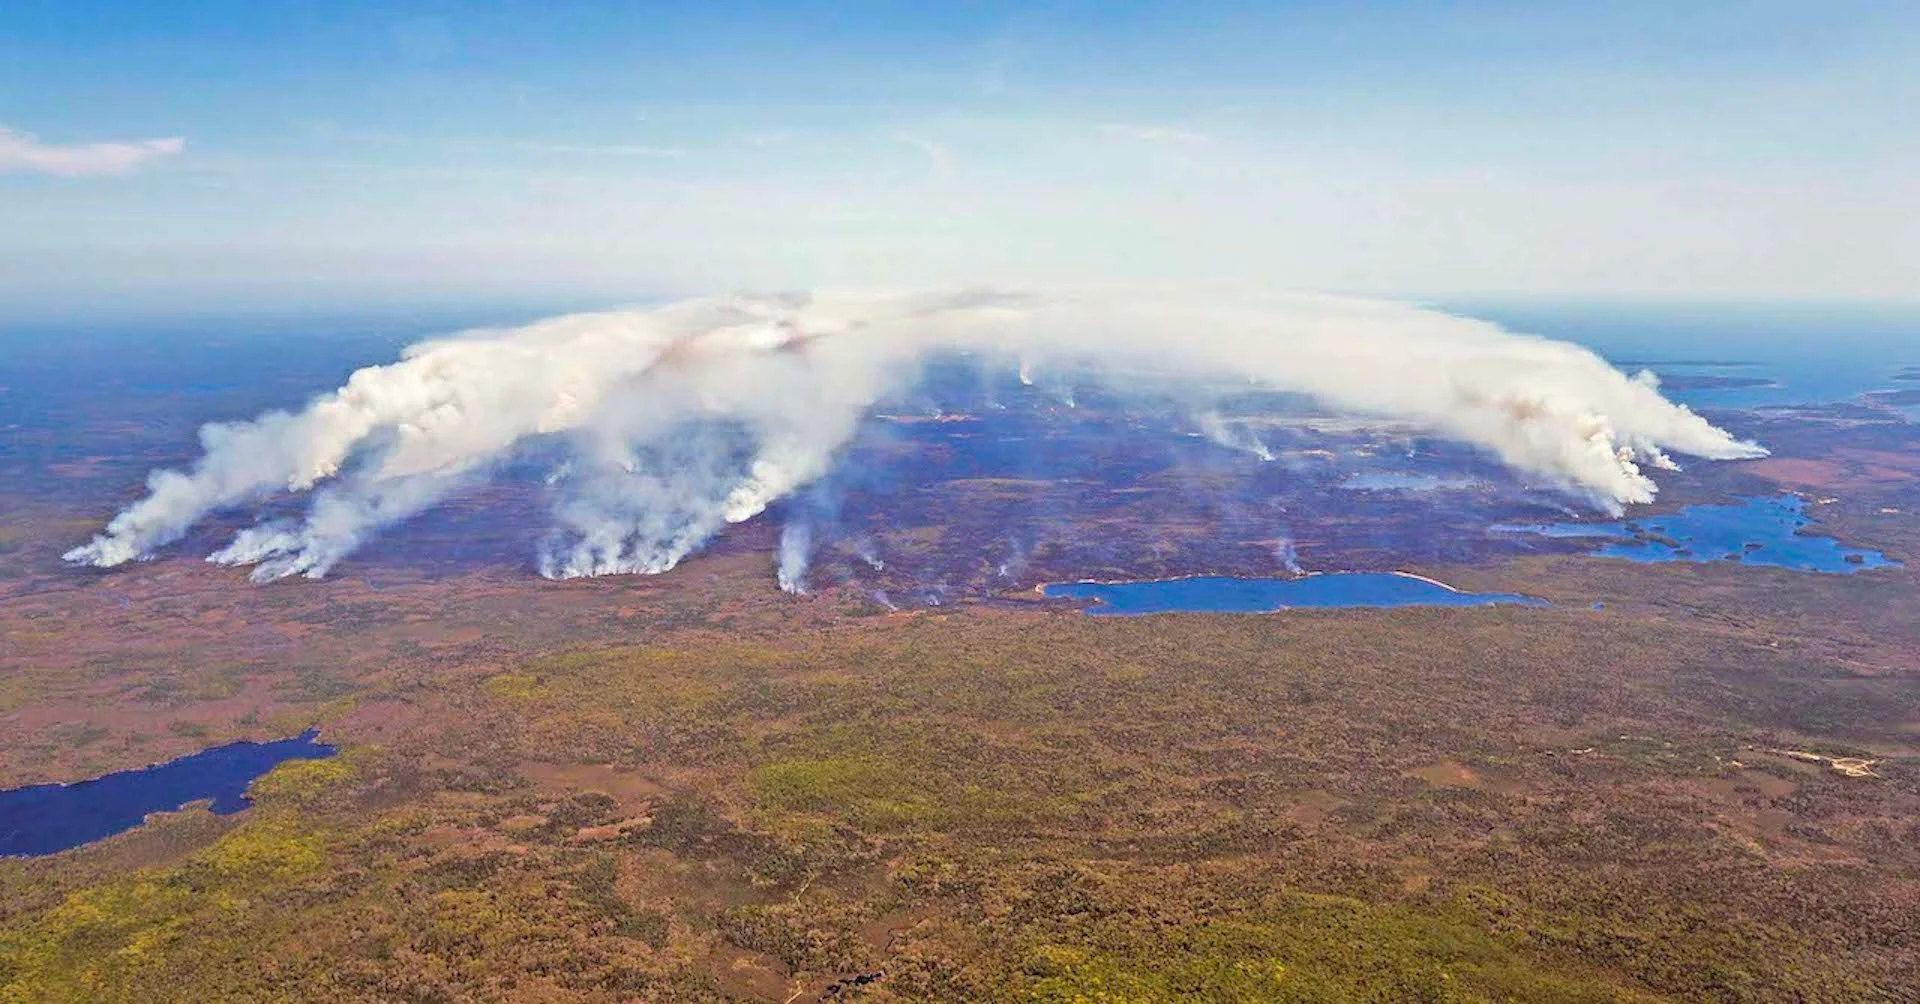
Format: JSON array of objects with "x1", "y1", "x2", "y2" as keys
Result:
[{"x1": 3, "y1": 383, "x2": 1918, "y2": 1002}]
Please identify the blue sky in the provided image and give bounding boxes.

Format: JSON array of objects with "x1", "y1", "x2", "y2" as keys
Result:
[{"x1": 2, "y1": 1, "x2": 1916, "y2": 317}]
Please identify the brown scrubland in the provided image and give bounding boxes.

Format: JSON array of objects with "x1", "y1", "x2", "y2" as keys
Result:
[{"x1": 1, "y1": 408, "x2": 1916, "y2": 1003}]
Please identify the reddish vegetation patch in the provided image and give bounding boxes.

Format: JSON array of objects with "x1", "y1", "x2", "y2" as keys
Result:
[
  {"x1": 1405, "y1": 760, "x2": 1483, "y2": 789},
  {"x1": 520, "y1": 761, "x2": 670, "y2": 810},
  {"x1": 1741, "y1": 451, "x2": 1919, "y2": 489},
  {"x1": 705, "y1": 944, "x2": 791, "y2": 1001},
  {"x1": 1838, "y1": 449, "x2": 1920, "y2": 473},
  {"x1": 46, "y1": 457, "x2": 117, "y2": 480},
  {"x1": 331, "y1": 699, "x2": 426, "y2": 742},
  {"x1": 1739, "y1": 459, "x2": 1852, "y2": 488},
  {"x1": 1743, "y1": 771, "x2": 1799, "y2": 800},
  {"x1": 1284, "y1": 790, "x2": 1343, "y2": 825}
]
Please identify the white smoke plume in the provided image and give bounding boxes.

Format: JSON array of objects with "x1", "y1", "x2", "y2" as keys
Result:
[
  {"x1": 776, "y1": 520, "x2": 812, "y2": 594},
  {"x1": 1195, "y1": 410, "x2": 1276, "y2": 462},
  {"x1": 852, "y1": 538, "x2": 886, "y2": 571},
  {"x1": 64, "y1": 287, "x2": 1765, "y2": 581},
  {"x1": 1272, "y1": 537, "x2": 1304, "y2": 575}
]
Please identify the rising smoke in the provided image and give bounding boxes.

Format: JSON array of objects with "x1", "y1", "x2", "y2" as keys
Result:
[
  {"x1": 1195, "y1": 410, "x2": 1277, "y2": 462},
  {"x1": 64, "y1": 287, "x2": 1765, "y2": 582},
  {"x1": 776, "y1": 520, "x2": 812, "y2": 594}
]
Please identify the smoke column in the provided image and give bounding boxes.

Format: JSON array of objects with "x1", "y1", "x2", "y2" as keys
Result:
[
  {"x1": 1273, "y1": 538, "x2": 1304, "y2": 575},
  {"x1": 1196, "y1": 411, "x2": 1276, "y2": 462},
  {"x1": 776, "y1": 521, "x2": 812, "y2": 594},
  {"x1": 64, "y1": 287, "x2": 1765, "y2": 581}
]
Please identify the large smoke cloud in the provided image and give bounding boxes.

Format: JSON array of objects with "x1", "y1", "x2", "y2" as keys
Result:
[{"x1": 65, "y1": 287, "x2": 1764, "y2": 582}]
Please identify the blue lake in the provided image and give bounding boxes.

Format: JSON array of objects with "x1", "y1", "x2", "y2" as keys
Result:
[
  {"x1": 0, "y1": 730, "x2": 337, "y2": 858},
  {"x1": 1492, "y1": 494, "x2": 1899, "y2": 573},
  {"x1": 1453, "y1": 300, "x2": 1920, "y2": 412},
  {"x1": 1043, "y1": 572, "x2": 1543, "y2": 615}
]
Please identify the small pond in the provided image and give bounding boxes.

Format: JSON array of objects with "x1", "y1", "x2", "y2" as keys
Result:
[
  {"x1": 0, "y1": 730, "x2": 337, "y2": 858},
  {"x1": 1042, "y1": 572, "x2": 1543, "y2": 616}
]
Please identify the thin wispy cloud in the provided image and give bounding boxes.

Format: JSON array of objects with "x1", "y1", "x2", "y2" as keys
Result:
[
  {"x1": 1100, "y1": 124, "x2": 1210, "y2": 145},
  {"x1": 525, "y1": 142, "x2": 688, "y2": 159},
  {"x1": 737, "y1": 130, "x2": 794, "y2": 148},
  {"x1": 0, "y1": 125, "x2": 185, "y2": 177},
  {"x1": 892, "y1": 132, "x2": 956, "y2": 181}
]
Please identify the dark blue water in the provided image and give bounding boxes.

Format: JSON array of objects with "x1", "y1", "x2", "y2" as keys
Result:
[
  {"x1": 0, "y1": 730, "x2": 337, "y2": 858},
  {"x1": 1491, "y1": 494, "x2": 1898, "y2": 573},
  {"x1": 1043, "y1": 572, "x2": 1543, "y2": 615},
  {"x1": 1452, "y1": 300, "x2": 1920, "y2": 412}
]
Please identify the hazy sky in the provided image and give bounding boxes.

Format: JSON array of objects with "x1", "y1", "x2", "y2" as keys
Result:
[{"x1": 2, "y1": 1, "x2": 1916, "y2": 317}]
